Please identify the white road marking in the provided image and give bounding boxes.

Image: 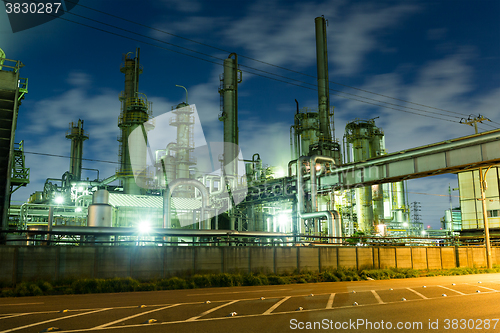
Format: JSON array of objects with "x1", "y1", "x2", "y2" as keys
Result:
[
  {"x1": 0, "y1": 308, "x2": 111, "y2": 333},
  {"x1": 0, "y1": 313, "x2": 30, "y2": 320},
  {"x1": 437, "y1": 285, "x2": 466, "y2": 295},
  {"x1": 473, "y1": 285, "x2": 498, "y2": 292},
  {"x1": 371, "y1": 290, "x2": 385, "y2": 304},
  {"x1": 0, "y1": 302, "x2": 44, "y2": 307},
  {"x1": 326, "y1": 293, "x2": 335, "y2": 309},
  {"x1": 187, "y1": 288, "x2": 290, "y2": 296},
  {"x1": 93, "y1": 304, "x2": 180, "y2": 329},
  {"x1": 186, "y1": 300, "x2": 239, "y2": 321},
  {"x1": 406, "y1": 288, "x2": 428, "y2": 299},
  {"x1": 263, "y1": 296, "x2": 291, "y2": 315},
  {"x1": 46, "y1": 287, "x2": 500, "y2": 333}
]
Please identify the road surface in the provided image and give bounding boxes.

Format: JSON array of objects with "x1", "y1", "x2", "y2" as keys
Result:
[{"x1": 1, "y1": 273, "x2": 500, "y2": 332}]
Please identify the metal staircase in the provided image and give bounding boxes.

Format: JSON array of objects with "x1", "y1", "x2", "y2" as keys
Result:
[{"x1": 0, "y1": 57, "x2": 27, "y2": 238}]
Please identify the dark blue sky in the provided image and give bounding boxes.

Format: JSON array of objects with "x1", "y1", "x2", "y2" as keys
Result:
[{"x1": 2, "y1": 0, "x2": 499, "y2": 228}]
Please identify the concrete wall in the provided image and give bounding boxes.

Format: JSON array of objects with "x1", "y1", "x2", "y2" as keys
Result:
[{"x1": 0, "y1": 246, "x2": 498, "y2": 284}]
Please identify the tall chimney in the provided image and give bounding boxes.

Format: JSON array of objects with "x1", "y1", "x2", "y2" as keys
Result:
[{"x1": 66, "y1": 119, "x2": 89, "y2": 180}]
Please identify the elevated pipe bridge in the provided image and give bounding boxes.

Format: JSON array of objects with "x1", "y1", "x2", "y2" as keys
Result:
[{"x1": 320, "y1": 128, "x2": 500, "y2": 189}]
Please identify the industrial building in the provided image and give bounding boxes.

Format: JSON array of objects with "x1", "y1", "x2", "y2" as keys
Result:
[{"x1": 1, "y1": 17, "x2": 500, "y2": 247}]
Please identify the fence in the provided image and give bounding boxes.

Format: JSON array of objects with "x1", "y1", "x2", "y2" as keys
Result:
[{"x1": 0, "y1": 245, "x2": 498, "y2": 285}]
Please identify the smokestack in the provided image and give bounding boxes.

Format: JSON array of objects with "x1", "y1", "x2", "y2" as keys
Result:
[
  {"x1": 315, "y1": 16, "x2": 332, "y2": 142},
  {"x1": 66, "y1": 119, "x2": 89, "y2": 180}
]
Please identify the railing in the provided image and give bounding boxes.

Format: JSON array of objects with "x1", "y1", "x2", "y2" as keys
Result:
[
  {"x1": 0, "y1": 57, "x2": 24, "y2": 73},
  {"x1": 1, "y1": 228, "x2": 493, "y2": 247}
]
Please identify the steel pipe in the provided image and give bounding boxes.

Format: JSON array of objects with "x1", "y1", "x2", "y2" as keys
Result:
[{"x1": 163, "y1": 178, "x2": 210, "y2": 229}]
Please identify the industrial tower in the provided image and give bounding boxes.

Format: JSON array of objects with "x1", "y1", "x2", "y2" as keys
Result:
[
  {"x1": 65, "y1": 119, "x2": 88, "y2": 181},
  {"x1": 117, "y1": 48, "x2": 152, "y2": 194},
  {"x1": 0, "y1": 49, "x2": 28, "y2": 241}
]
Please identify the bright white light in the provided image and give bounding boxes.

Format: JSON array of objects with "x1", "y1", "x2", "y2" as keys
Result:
[
  {"x1": 75, "y1": 207, "x2": 82, "y2": 212},
  {"x1": 277, "y1": 214, "x2": 288, "y2": 226},
  {"x1": 273, "y1": 166, "x2": 285, "y2": 178},
  {"x1": 77, "y1": 187, "x2": 84, "y2": 192},
  {"x1": 421, "y1": 230, "x2": 426, "y2": 235},
  {"x1": 54, "y1": 196, "x2": 64, "y2": 204},
  {"x1": 138, "y1": 220, "x2": 151, "y2": 234},
  {"x1": 403, "y1": 222, "x2": 408, "y2": 227}
]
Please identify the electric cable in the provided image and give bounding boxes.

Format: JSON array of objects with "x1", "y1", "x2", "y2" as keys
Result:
[
  {"x1": 64, "y1": 0, "x2": 488, "y2": 121},
  {"x1": 4, "y1": 0, "x2": 498, "y2": 127}
]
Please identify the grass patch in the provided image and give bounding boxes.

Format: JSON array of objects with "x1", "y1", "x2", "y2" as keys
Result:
[{"x1": 1, "y1": 265, "x2": 499, "y2": 297}]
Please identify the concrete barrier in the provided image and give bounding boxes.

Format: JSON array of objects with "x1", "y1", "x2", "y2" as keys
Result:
[
  {"x1": 357, "y1": 248, "x2": 373, "y2": 269},
  {"x1": 378, "y1": 248, "x2": 396, "y2": 268},
  {"x1": 249, "y1": 247, "x2": 274, "y2": 274},
  {"x1": 411, "y1": 248, "x2": 427, "y2": 270},
  {"x1": 395, "y1": 248, "x2": 412, "y2": 269},
  {"x1": 427, "y1": 247, "x2": 442, "y2": 270},
  {"x1": 298, "y1": 247, "x2": 319, "y2": 272},
  {"x1": 319, "y1": 247, "x2": 337, "y2": 269},
  {"x1": 0, "y1": 245, "x2": 498, "y2": 284},
  {"x1": 338, "y1": 248, "x2": 357, "y2": 268},
  {"x1": 223, "y1": 247, "x2": 250, "y2": 274}
]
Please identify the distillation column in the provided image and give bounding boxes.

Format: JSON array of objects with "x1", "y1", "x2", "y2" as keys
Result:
[
  {"x1": 219, "y1": 54, "x2": 241, "y2": 230},
  {"x1": 344, "y1": 119, "x2": 385, "y2": 233},
  {"x1": 117, "y1": 48, "x2": 151, "y2": 194},
  {"x1": 166, "y1": 102, "x2": 196, "y2": 196},
  {"x1": 314, "y1": 16, "x2": 341, "y2": 164},
  {"x1": 65, "y1": 119, "x2": 88, "y2": 180},
  {"x1": 219, "y1": 53, "x2": 241, "y2": 178}
]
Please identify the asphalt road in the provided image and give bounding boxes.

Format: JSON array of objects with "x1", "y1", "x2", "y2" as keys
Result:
[{"x1": 1, "y1": 273, "x2": 500, "y2": 333}]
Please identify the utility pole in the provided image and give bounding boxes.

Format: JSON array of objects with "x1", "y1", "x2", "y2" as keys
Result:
[
  {"x1": 460, "y1": 114, "x2": 493, "y2": 269},
  {"x1": 448, "y1": 184, "x2": 453, "y2": 233},
  {"x1": 460, "y1": 114, "x2": 491, "y2": 134},
  {"x1": 479, "y1": 166, "x2": 493, "y2": 269}
]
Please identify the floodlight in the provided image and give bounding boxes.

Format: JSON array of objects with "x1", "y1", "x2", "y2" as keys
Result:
[{"x1": 138, "y1": 220, "x2": 151, "y2": 234}]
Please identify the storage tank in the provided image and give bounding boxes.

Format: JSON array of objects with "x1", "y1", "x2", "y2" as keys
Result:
[{"x1": 87, "y1": 190, "x2": 112, "y2": 244}]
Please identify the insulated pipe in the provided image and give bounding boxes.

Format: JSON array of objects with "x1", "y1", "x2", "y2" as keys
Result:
[
  {"x1": 288, "y1": 159, "x2": 298, "y2": 177},
  {"x1": 297, "y1": 156, "x2": 340, "y2": 242},
  {"x1": 163, "y1": 178, "x2": 210, "y2": 229},
  {"x1": 310, "y1": 155, "x2": 335, "y2": 215}
]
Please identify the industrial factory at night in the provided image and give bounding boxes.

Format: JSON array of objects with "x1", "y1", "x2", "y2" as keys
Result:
[{"x1": 1, "y1": 16, "x2": 499, "y2": 252}]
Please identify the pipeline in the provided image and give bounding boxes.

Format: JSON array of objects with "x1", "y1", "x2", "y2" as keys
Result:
[
  {"x1": 163, "y1": 178, "x2": 211, "y2": 230},
  {"x1": 296, "y1": 156, "x2": 341, "y2": 243}
]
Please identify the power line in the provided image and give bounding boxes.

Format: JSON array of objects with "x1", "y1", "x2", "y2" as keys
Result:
[
  {"x1": 65, "y1": 0, "x2": 480, "y2": 121},
  {"x1": 24, "y1": 151, "x2": 120, "y2": 165},
  {"x1": 5, "y1": 0, "x2": 498, "y2": 127},
  {"x1": 56, "y1": 0, "x2": 495, "y2": 125}
]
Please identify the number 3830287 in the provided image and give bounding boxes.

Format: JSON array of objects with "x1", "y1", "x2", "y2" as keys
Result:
[{"x1": 5, "y1": 2, "x2": 62, "y2": 14}]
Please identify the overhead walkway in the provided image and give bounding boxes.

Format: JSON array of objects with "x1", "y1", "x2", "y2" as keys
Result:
[{"x1": 322, "y1": 128, "x2": 500, "y2": 188}]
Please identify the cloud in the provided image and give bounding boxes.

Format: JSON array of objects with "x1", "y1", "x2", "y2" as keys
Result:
[
  {"x1": 238, "y1": 118, "x2": 291, "y2": 168},
  {"x1": 427, "y1": 28, "x2": 448, "y2": 41},
  {"x1": 67, "y1": 71, "x2": 91, "y2": 86},
  {"x1": 159, "y1": 0, "x2": 202, "y2": 13},
  {"x1": 330, "y1": 3, "x2": 420, "y2": 75}
]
